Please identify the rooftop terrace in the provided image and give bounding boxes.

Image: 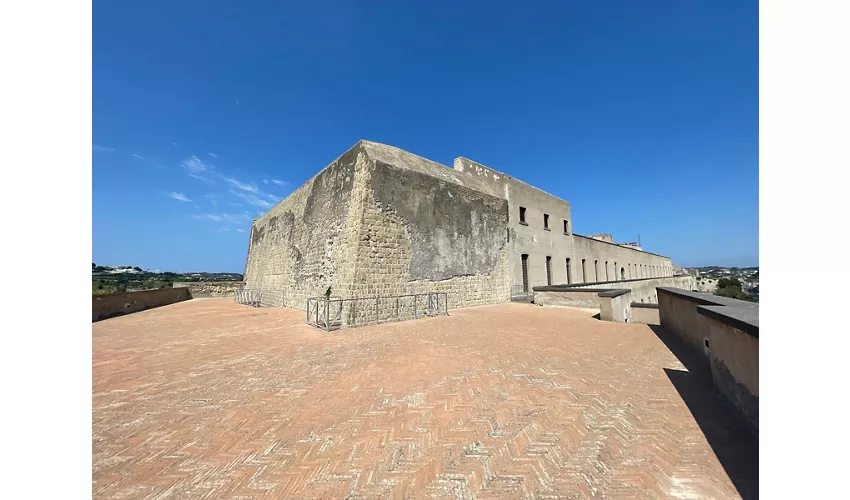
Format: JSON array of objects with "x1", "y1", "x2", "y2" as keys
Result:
[{"x1": 93, "y1": 298, "x2": 757, "y2": 499}]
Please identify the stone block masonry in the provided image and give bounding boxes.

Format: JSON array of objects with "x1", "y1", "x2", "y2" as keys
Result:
[
  {"x1": 244, "y1": 141, "x2": 511, "y2": 312},
  {"x1": 244, "y1": 139, "x2": 683, "y2": 314}
]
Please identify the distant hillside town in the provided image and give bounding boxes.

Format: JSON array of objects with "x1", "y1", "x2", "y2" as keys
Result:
[
  {"x1": 687, "y1": 266, "x2": 759, "y2": 302},
  {"x1": 92, "y1": 263, "x2": 242, "y2": 294}
]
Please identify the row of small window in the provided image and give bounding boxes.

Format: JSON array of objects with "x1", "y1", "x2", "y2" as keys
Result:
[
  {"x1": 521, "y1": 254, "x2": 669, "y2": 289},
  {"x1": 518, "y1": 206, "x2": 569, "y2": 234}
]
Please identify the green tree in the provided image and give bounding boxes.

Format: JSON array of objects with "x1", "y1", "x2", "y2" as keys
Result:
[{"x1": 714, "y1": 278, "x2": 753, "y2": 301}]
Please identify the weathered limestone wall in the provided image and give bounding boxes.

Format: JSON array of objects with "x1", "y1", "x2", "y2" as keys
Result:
[
  {"x1": 92, "y1": 288, "x2": 192, "y2": 322},
  {"x1": 244, "y1": 145, "x2": 366, "y2": 309},
  {"x1": 172, "y1": 281, "x2": 244, "y2": 297},
  {"x1": 570, "y1": 235, "x2": 673, "y2": 284},
  {"x1": 351, "y1": 144, "x2": 511, "y2": 314},
  {"x1": 244, "y1": 141, "x2": 512, "y2": 313},
  {"x1": 452, "y1": 156, "x2": 674, "y2": 293},
  {"x1": 705, "y1": 314, "x2": 759, "y2": 431}
]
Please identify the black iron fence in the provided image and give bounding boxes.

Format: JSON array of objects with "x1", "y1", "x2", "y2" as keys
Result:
[{"x1": 306, "y1": 292, "x2": 449, "y2": 331}]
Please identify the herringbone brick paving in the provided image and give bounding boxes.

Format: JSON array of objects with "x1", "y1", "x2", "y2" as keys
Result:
[{"x1": 93, "y1": 299, "x2": 757, "y2": 499}]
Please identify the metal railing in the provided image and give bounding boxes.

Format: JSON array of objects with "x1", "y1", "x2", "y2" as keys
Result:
[
  {"x1": 510, "y1": 284, "x2": 533, "y2": 302},
  {"x1": 306, "y1": 292, "x2": 449, "y2": 331},
  {"x1": 235, "y1": 288, "x2": 262, "y2": 307}
]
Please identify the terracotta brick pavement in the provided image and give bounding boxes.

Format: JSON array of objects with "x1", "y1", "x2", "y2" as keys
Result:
[{"x1": 93, "y1": 299, "x2": 757, "y2": 499}]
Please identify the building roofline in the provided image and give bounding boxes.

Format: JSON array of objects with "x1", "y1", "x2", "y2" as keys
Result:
[{"x1": 572, "y1": 233, "x2": 671, "y2": 259}]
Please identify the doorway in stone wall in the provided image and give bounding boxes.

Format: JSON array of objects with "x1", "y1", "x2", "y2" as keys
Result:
[{"x1": 521, "y1": 254, "x2": 529, "y2": 293}]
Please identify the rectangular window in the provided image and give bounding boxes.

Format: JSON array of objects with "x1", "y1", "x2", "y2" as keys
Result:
[
  {"x1": 546, "y1": 256, "x2": 552, "y2": 286},
  {"x1": 614, "y1": 261, "x2": 618, "y2": 280},
  {"x1": 543, "y1": 213, "x2": 550, "y2": 230},
  {"x1": 566, "y1": 258, "x2": 572, "y2": 284},
  {"x1": 594, "y1": 260, "x2": 599, "y2": 282},
  {"x1": 519, "y1": 206, "x2": 527, "y2": 225},
  {"x1": 563, "y1": 220, "x2": 569, "y2": 234},
  {"x1": 581, "y1": 259, "x2": 587, "y2": 283},
  {"x1": 605, "y1": 261, "x2": 609, "y2": 281}
]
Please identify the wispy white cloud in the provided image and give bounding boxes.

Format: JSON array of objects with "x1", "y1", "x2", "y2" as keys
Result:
[
  {"x1": 271, "y1": 179, "x2": 288, "y2": 186},
  {"x1": 189, "y1": 173, "x2": 215, "y2": 184},
  {"x1": 168, "y1": 192, "x2": 192, "y2": 202},
  {"x1": 208, "y1": 152, "x2": 218, "y2": 158},
  {"x1": 182, "y1": 155, "x2": 213, "y2": 174},
  {"x1": 218, "y1": 227, "x2": 231, "y2": 233},
  {"x1": 132, "y1": 153, "x2": 165, "y2": 168},
  {"x1": 263, "y1": 179, "x2": 269, "y2": 184},
  {"x1": 230, "y1": 189, "x2": 273, "y2": 208},
  {"x1": 236, "y1": 228, "x2": 246, "y2": 233},
  {"x1": 191, "y1": 212, "x2": 244, "y2": 224},
  {"x1": 222, "y1": 176, "x2": 258, "y2": 193},
  {"x1": 93, "y1": 145, "x2": 115, "y2": 152}
]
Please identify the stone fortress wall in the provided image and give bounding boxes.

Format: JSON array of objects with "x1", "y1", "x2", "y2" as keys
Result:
[
  {"x1": 244, "y1": 140, "x2": 680, "y2": 311},
  {"x1": 452, "y1": 157, "x2": 674, "y2": 293},
  {"x1": 244, "y1": 141, "x2": 511, "y2": 311}
]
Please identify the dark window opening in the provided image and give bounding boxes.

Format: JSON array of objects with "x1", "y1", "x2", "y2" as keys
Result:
[
  {"x1": 543, "y1": 213, "x2": 550, "y2": 230},
  {"x1": 605, "y1": 261, "x2": 609, "y2": 281},
  {"x1": 545, "y1": 256, "x2": 552, "y2": 286},
  {"x1": 521, "y1": 254, "x2": 529, "y2": 292},
  {"x1": 621, "y1": 267, "x2": 625, "y2": 280},
  {"x1": 563, "y1": 220, "x2": 569, "y2": 234},
  {"x1": 594, "y1": 260, "x2": 598, "y2": 282},
  {"x1": 566, "y1": 258, "x2": 572, "y2": 284},
  {"x1": 519, "y1": 206, "x2": 527, "y2": 225},
  {"x1": 704, "y1": 338, "x2": 711, "y2": 349},
  {"x1": 581, "y1": 259, "x2": 587, "y2": 283}
]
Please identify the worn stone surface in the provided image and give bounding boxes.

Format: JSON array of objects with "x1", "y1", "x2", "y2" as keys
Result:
[
  {"x1": 245, "y1": 141, "x2": 512, "y2": 311},
  {"x1": 172, "y1": 281, "x2": 244, "y2": 297},
  {"x1": 244, "y1": 140, "x2": 683, "y2": 312},
  {"x1": 92, "y1": 298, "x2": 757, "y2": 499}
]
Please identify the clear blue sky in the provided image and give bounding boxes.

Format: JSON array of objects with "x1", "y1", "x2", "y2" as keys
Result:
[{"x1": 93, "y1": 0, "x2": 758, "y2": 272}]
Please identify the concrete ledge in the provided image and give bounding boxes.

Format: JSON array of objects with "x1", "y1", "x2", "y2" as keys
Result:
[
  {"x1": 630, "y1": 302, "x2": 659, "y2": 309},
  {"x1": 598, "y1": 289, "x2": 631, "y2": 298},
  {"x1": 534, "y1": 275, "x2": 688, "y2": 290},
  {"x1": 93, "y1": 288, "x2": 193, "y2": 322},
  {"x1": 698, "y1": 305, "x2": 759, "y2": 338},
  {"x1": 656, "y1": 287, "x2": 754, "y2": 308}
]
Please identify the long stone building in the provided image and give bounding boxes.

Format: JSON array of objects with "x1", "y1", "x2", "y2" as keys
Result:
[{"x1": 244, "y1": 140, "x2": 676, "y2": 310}]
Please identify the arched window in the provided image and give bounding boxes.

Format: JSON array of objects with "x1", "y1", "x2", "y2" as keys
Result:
[{"x1": 621, "y1": 267, "x2": 625, "y2": 280}]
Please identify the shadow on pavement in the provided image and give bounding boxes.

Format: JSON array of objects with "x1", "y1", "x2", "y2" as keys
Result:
[{"x1": 650, "y1": 325, "x2": 759, "y2": 500}]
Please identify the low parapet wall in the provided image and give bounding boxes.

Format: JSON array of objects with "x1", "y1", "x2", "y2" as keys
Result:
[
  {"x1": 172, "y1": 281, "x2": 244, "y2": 297},
  {"x1": 536, "y1": 275, "x2": 695, "y2": 304},
  {"x1": 657, "y1": 287, "x2": 758, "y2": 432},
  {"x1": 630, "y1": 302, "x2": 660, "y2": 324},
  {"x1": 534, "y1": 287, "x2": 633, "y2": 322},
  {"x1": 92, "y1": 288, "x2": 193, "y2": 322}
]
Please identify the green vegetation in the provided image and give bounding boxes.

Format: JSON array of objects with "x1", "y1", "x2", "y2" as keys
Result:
[
  {"x1": 713, "y1": 278, "x2": 754, "y2": 302},
  {"x1": 92, "y1": 263, "x2": 242, "y2": 295}
]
